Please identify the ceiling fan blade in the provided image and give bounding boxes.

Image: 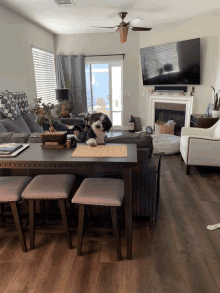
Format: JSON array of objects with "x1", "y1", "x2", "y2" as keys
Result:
[
  {"x1": 126, "y1": 17, "x2": 143, "y2": 26},
  {"x1": 91, "y1": 26, "x2": 117, "y2": 29},
  {"x1": 129, "y1": 26, "x2": 152, "y2": 31}
]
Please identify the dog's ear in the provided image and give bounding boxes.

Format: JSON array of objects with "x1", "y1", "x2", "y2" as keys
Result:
[
  {"x1": 90, "y1": 113, "x2": 101, "y2": 124},
  {"x1": 103, "y1": 115, "x2": 112, "y2": 132}
]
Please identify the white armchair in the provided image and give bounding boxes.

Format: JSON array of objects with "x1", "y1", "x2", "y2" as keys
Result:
[{"x1": 180, "y1": 119, "x2": 220, "y2": 174}]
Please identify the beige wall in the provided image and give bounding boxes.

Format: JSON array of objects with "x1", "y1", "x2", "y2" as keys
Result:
[
  {"x1": 0, "y1": 4, "x2": 55, "y2": 105},
  {"x1": 54, "y1": 32, "x2": 140, "y2": 126},
  {"x1": 139, "y1": 12, "x2": 220, "y2": 127}
]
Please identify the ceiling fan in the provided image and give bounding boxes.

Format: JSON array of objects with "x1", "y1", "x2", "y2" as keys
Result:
[{"x1": 92, "y1": 12, "x2": 152, "y2": 44}]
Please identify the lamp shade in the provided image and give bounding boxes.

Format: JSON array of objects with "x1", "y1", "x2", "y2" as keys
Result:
[
  {"x1": 55, "y1": 89, "x2": 69, "y2": 101},
  {"x1": 118, "y1": 26, "x2": 129, "y2": 44}
]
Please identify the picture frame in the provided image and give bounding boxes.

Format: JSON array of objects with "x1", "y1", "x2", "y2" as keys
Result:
[{"x1": 205, "y1": 103, "x2": 214, "y2": 117}]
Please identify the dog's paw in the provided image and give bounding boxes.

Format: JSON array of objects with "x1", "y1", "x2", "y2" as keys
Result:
[{"x1": 86, "y1": 138, "x2": 97, "y2": 147}]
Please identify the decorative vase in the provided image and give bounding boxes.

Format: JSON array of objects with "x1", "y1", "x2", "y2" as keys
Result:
[{"x1": 212, "y1": 110, "x2": 220, "y2": 118}]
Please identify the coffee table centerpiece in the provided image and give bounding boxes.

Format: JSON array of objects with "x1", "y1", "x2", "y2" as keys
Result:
[{"x1": 30, "y1": 98, "x2": 67, "y2": 147}]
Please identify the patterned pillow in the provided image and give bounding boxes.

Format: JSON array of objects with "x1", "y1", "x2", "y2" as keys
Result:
[
  {"x1": 14, "y1": 91, "x2": 30, "y2": 115},
  {"x1": 0, "y1": 91, "x2": 21, "y2": 120}
]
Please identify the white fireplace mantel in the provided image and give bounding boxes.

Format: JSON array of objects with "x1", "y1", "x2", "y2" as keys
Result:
[{"x1": 148, "y1": 95, "x2": 194, "y2": 129}]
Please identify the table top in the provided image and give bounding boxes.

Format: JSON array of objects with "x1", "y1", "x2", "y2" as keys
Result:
[{"x1": 0, "y1": 143, "x2": 137, "y2": 165}]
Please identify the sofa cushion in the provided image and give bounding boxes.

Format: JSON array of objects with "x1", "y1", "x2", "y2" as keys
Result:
[
  {"x1": 27, "y1": 133, "x2": 42, "y2": 143},
  {"x1": 0, "y1": 132, "x2": 29, "y2": 143},
  {"x1": 1, "y1": 116, "x2": 31, "y2": 134},
  {"x1": 0, "y1": 123, "x2": 8, "y2": 132},
  {"x1": 23, "y1": 113, "x2": 44, "y2": 133},
  {"x1": 0, "y1": 91, "x2": 21, "y2": 120},
  {"x1": 105, "y1": 131, "x2": 153, "y2": 157}
]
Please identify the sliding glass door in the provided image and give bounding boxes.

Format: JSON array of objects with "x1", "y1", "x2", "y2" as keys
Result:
[{"x1": 85, "y1": 60, "x2": 123, "y2": 128}]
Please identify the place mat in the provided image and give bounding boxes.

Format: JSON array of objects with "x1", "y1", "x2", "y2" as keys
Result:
[{"x1": 71, "y1": 145, "x2": 127, "y2": 158}]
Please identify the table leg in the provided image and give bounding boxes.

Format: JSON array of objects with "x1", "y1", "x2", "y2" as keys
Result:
[{"x1": 123, "y1": 166, "x2": 133, "y2": 260}]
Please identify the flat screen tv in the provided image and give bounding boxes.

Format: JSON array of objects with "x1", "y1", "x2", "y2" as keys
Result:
[{"x1": 140, "y1": 38, "x2": 200, "y2": 85}]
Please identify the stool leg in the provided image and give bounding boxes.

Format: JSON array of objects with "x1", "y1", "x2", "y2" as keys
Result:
[
  {"x1": 29, "y1": 199, "x2": 35, "y2": 250},
  {"x1": 10, "y1": 202, "x2": 27, "y2": 252},
  {"x1": 58, "y1": 199, "x2": 73, "y2": 249},
  {"x1": 77, "y1": 204, "x2": 85, "y2": 256},
  {"x1": 111, "y1": 207, "x2": 122, "y2": 261}
]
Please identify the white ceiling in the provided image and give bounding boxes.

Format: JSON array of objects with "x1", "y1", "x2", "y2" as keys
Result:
[{"x1": 1, "y1": 0, "x2": 220, "y2": 35}]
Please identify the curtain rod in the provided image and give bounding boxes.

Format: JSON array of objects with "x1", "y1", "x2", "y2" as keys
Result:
[{"x1": 85, "y1": 54, "x2": 125, "y2": 59}]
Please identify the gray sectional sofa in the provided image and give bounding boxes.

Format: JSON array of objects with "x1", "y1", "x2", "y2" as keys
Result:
[{"x1": 0, "y1": 112, "x2": 158, "y2": 222}]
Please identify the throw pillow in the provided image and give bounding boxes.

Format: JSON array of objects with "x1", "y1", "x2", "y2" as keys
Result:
[
  {"x1": 0, "y1": 123, "x2": 8, "y2": 133},
  {"x1": 0, "y1": 91, "x2": 21, "y2": 120},
  {"x1": 23, "y1": 113, "x2": 44, "y2": 133},
  {"x1": 14, "y1": 91, "x2": 30, "y2": 115},
  {"x1": 2, "y1": 116, "x2": 31, "y2": 134}
]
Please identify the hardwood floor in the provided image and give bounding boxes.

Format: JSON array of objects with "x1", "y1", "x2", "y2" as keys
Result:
[{"x1": 1, "y1": 154, "x2": 220, "y2": 292}]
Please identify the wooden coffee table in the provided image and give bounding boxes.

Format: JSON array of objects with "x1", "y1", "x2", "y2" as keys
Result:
[{"x1": 0, "y1": 143, "x2": 137, "y2": 260}]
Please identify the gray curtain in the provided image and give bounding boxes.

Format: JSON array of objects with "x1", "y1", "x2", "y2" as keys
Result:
[{"x1": 56, "y1": 55, "x2": 87, "y2": 115}]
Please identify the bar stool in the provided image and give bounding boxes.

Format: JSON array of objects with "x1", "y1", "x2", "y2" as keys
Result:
[
  {"x1": 0, "y1": 176, "x2": 32, "y2": 252},
  {"x1": 72, "y1": 178, "x2": 124, "y2": 261},
  {"x1": 22, "y1": 174, "x2": 76, "y2": 250}
]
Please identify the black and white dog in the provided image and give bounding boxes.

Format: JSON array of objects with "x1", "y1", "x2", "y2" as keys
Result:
[{"x1": 76, "y1": 113, "x2": 112, "y2": 147}]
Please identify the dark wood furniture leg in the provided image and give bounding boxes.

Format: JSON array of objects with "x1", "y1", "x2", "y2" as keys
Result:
[
  {"x1": 0, "y1": 203, "x2": 6, "y2": 224},
  {"x1": 123, "y1": 166, "x2": 133, "y2": 260},
  {"x1": 77, "y1": 204, "x2": 85, "y2": 256},
  {"x1": 111, "y1": 207, "x2": 122, "y2": 261},
  {"x1": 58, "y1": 199, "x2": 73, "y2": 249},
  {"x1": 186, "y1": 165, "x2": 191, "y2": 175},
  {"x1": 29, "y1": 199, "x2": 35, "y2": 250},
  {"x1": 10, "y1": 202, "x2": 27, "y2": 252}
]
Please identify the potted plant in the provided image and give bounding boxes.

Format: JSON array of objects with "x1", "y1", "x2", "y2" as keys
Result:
[
  {"x1": 56, "y1": 99, "x2": 73, "y2": 118},
  {"x1": 30, "y1": 98, "x2": 67, "y2": 146},
  {"x1": 211, "y1": 86, "x2": 220, "y2": 117}
]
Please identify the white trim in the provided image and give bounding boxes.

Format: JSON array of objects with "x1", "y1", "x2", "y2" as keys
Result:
[{"x1": 148, "y1": 95, "x2": 194, "y2": 130}]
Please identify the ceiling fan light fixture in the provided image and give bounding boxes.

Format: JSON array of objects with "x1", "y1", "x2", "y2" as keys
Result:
[{"x1": 118, "y1": 26, "x2": 129, "y2": 44}]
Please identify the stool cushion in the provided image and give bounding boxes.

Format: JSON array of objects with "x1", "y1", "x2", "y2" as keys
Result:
[
  {"x1": 22, "y1": 174, "x2": 76, "y2": 199},
  {"x1": 151, "y1": 134, "x2": 181, "y2": 155},
  {"x1": 72, "y1": 178, "x2": 124, "y2": 207},
  {"x1": 0, "y1": 176, "x2": 32, "y2": 202}
]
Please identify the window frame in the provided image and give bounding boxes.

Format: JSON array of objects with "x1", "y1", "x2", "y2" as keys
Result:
[{"x1": 85, "y1": 59, "x2": 123, "y2": 129}]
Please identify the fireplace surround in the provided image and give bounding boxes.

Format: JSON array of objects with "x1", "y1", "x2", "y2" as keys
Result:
[{"x1": 148, "y1": 95, "x2": 194, "y2": 131}]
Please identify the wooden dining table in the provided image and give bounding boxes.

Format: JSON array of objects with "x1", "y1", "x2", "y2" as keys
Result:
[{"x1": 0, "y1": 142, "x2": 138, "y2": 260}]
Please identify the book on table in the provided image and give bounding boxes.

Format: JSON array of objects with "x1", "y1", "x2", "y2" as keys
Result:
[{"x1": 0, "y1": 143, "x2": 23, "y2": 155}]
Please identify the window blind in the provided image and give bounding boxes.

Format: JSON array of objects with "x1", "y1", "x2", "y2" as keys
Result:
[{"x1": 31, "y1": 46, "x2": 57, "y2": 105}]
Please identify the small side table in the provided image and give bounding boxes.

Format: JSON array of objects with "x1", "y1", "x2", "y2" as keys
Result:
[{"x1": 190, "y1": 114, "x2": 219, "y2": 128}]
